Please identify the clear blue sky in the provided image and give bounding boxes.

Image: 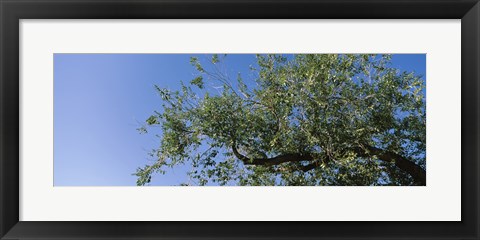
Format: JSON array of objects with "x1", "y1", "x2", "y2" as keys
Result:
[{"x1": 53, "y1": 54, "x2": 426, "y2": 186}]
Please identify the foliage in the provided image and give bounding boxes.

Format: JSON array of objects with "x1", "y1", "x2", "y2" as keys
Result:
[{"x1": 135, "y1": 54, "x2": 426, "y2": 186}]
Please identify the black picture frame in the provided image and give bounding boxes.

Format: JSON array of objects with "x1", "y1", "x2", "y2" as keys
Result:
[{"x1": 1, "y1": 0, "x2": 478, "y2": 239}]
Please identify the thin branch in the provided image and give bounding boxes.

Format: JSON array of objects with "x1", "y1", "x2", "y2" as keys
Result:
[{"x1": 232, "y1": 145, "x2": 314, "y2": 166}]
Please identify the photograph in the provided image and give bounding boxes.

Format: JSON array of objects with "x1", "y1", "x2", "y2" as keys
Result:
[
  {"x1": 2, "y1": 0, "x2": 477, "y2": 238},
  {"x1": 54, "y1": 54, "x2": 426, "y2": 186}
]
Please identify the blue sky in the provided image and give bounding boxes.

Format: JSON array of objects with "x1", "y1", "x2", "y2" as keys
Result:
[{"x1": 53, "y1": 54, "x2": 426, "y2": 186}]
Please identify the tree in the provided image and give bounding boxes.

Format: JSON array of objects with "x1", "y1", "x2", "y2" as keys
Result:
[{"x1": 135, "y1": 54, "x2": 426, "y2": 186}]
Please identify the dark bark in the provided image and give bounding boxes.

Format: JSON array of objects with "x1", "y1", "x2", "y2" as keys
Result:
[
  {"x1": 352, "y1": 145, "x2": 426, "y2": 186},
  {"x1": 300, "y1": 162, "x2": 319, "y2": 172},
  {"x1": 232, "y1": 144, "x2": 426, "y2": 186},
  {"x1": 232, "y1": 146, "x2": 314, "y2": 165}
]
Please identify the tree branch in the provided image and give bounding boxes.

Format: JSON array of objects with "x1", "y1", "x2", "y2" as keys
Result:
[
  {"x1": 232, "y1": 145, "x2": 314, "y2": 166},
  {"x1": 353, "y1": 145, "x2": 426, "y2": 186},
  {"x1": 231, "y1": 143, "x2": 426, "y2": 186},
  {"x1": 300, "y1": 162, "x2": 319, "y2": 172}
]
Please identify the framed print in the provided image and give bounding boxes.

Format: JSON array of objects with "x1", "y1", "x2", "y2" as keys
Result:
[{"x1": 0, "y1": 0, "x2": 479, "y2": 239}]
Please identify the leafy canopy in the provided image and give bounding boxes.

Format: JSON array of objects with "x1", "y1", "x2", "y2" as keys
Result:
[{"x1": 135, "y1": 54, "x2": 426, "y2": 186}]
